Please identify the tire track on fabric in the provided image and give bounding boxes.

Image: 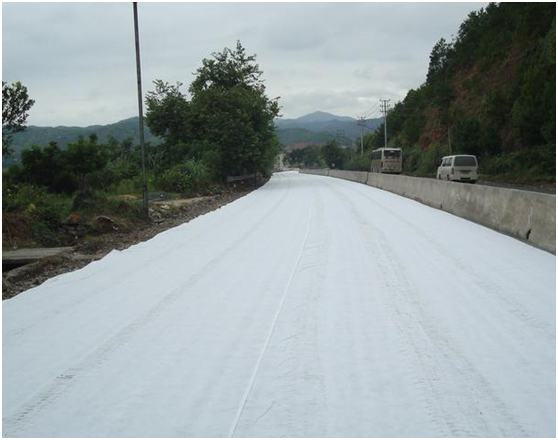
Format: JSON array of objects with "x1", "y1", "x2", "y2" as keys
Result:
[{"x1": 3, "y1": 175, "x2": 294, "y2": 437}]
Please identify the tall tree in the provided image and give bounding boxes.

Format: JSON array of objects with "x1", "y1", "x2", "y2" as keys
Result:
[
  {"x1": 189, "y1": 41, "x2": 280, "y2": 178},
  {"x1": 2, "y1": 81, "x2": 35, "y2": 157},
  {"x1": 146, "y1": 41, "x2": 281, "y2": 179}
]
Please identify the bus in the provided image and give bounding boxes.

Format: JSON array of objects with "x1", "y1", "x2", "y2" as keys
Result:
[{"x1": 370, "y1": 148, "x2": 403, "y2": 174}]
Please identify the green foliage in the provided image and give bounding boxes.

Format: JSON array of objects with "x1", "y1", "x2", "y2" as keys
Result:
[
  {"x1": 189, "y1": 41, "x2": 265, "y2": 95},
  {"x1": 146, "y1": 41, "x2": 281, "y2": 180},
  {"x1": 344, "y1": 154, "x2": 371, "y2": 172},
  {"x1": 65, "y1": 137, "x2": 109, "y2": 189},
  {"x1": 378, "y1": 2, "x2": 555, "y2": 181},
  {"x1": 6, "y1": 133, "x2": 151, "y2": 199},
  {"x1": 511, "y1": 33, "x2": 556, "y2": 146},
  {"x1": 7, "y1": 118, "x2": 162, "y2": 160},
  {"x1": 285, "y1": 145, "x2": 324, "y2": 168},
  {"x1": 480, "y1": 144, "x2": 556, "y2": 181},
  {"x1": 113, "y1": 177, "x2": 143, "y2": 195},
  {"x1": 427, "y1": 38, "x2": 453, "y2": 84},
  {"x1": 16, "y1": 137, "x2": 111, "y2": 193},
  {"x1": 2, "y1": 81, "x2": 35, "y2": 157},
  {"x1": 2, "y1": 181, "x2": 72, "y2": 246},
  {"x1": 71, "y1": 191, "x2": 141, "y2": 219},
  {"x1": 106, "y1": 156, "x2": 140, "y2": 181},
  {"x1": 276, "y1": 128, "x2": 333, "y2": 147},
  {"x1": 402, "y1": 144, "x2": 446, "y2": 177},
  {"x1": 19, "y1": 142, "x2": 76, "y2": 193},
  {"x1": 155, "y1": 159, "x2": 213, "y2": 195},
  {"x1": 145, "y1": 81, "x2": 190, "y2": 146},
  {"x1": 320, "y1": 140, "x2": 348, "y2": 169}
]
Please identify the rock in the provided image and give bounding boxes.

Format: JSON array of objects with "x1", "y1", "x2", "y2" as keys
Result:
[{"x1": 95, "y1": 216, "x2": 119, "y2": 232}]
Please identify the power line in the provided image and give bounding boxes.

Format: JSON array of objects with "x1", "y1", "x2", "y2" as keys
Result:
[{"x1": 362, "y1": 102, "x2": 380, "y2": 118}]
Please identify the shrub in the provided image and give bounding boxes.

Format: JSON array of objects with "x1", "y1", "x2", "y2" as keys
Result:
[
  {"x1": 402, "y1": 144, "x2": 446, "y2": 177},
  {"x1": 156, "y1": 159, "x2": 213, "y2": 195},
  {"x1": 344, "y1": 154, "x2": 371, "y2": 171},
  {"x1": 113, "y1": 176, "x2": 144, "y2": 195},
  {"x1": 88, "y1": 168, "x2": 118, "y2": 191},
  {"x1": 106, "y1": 157, "x2": 140, "y2": 181},
  {"x1": 2, "y1": 182, "x2": 72, "y2": 246},
  {"x1": 480, "y1": 144, "x2": 556, "y2": 180}
]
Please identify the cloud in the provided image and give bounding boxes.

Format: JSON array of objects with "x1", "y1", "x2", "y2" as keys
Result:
[{"x1": 2, "y1": 2, "x2": 488, "y2": 126}]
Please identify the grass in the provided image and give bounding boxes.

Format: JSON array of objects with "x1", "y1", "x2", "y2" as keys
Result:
[{"x1": 2, "y1": 181, "x2": 146, "y2": 249}]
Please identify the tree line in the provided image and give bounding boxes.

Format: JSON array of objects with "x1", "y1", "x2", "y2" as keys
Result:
[
  {"x1": 2, "y1": 42, "x2": 282, "y2": 246},
  {"x1": 375, "y1": 2, "x2": 555, "y2": 180},
  {"x1": 3, "y1": 42, "x2": 281, "y2": 197},
  {"x1": 293, "y1": 3, "x2": 555, "y2": 181}
]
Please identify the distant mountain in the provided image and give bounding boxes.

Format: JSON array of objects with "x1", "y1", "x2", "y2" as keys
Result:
[
  {"x1": 295, "y1": 111, "x2": 355, "y2": 123},
  {"x1": 4, "y1": 111, "x2": 383, "y2": 164},
  {"x1": 8, "y1": 117, "x2": 162, "y2": 155},
  {"x1": 275, "y1": 112, "x2": 382, "y2": 147},
  {"x1": 276, "y1": 128, "x2": 334, "y2": 147}
]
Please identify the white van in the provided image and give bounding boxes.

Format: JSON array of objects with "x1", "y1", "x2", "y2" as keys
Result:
[{"x1": 436, "y1": 155, "x2": 478, "y2": 183}]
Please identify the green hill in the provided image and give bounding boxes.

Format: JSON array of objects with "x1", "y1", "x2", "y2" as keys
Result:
[
  {"x1": 276, "y1": 128, "x2": 334, "y2": 147},
  {"x1": 4, "y1": 112, "x2": 379, "y2": 166},
  {"x1": 370, "y1": 2, "x2": 555, "y2": 181},
  {"x1": 276, "y1": 112, "x2": 383, "y2": 145},
  {"x1": 7, "y1": 117, "x2": 161, "y2": 155}
]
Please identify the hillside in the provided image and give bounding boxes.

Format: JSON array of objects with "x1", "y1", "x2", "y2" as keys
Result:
[
  {"x1": 276, "y1": 128, "x2": 334, "y2": 147},
  {"x1": 8, "y1": 117, "x2": 162, "y2": 155},
  {"x1": 365, "y1": 2, "x2": 556, "y2": 182},
  {"x1": 5, "y1": 112, "x2": 381, "y2": 164},
  {"x1": 276, "y1": 111, "x2": 383, "y2": 145}
]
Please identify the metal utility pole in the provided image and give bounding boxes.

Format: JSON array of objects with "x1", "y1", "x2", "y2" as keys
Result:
[
  {"x1": 380, "y1": 99, "x2": 390, "y2": 148},
  {"x1": 357, "y1": 116, "x2": 366, "y2": 156},
  {"x1": 133, "y1": 2, "x2": 149, "y2": 219}
]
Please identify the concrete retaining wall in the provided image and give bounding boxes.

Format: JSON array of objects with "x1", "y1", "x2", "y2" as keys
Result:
[
  {"x1": 329, "y1": 169, "x2": 368, "y2": 184},
  {"x1": 302, "y1": 168, "x2": 329, "y2": 176},
  {"x1": 301, "y1": 169, "x2": 556, "y2": 253}
]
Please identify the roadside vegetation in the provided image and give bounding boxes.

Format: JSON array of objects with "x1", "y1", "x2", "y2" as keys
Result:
[
  {"x1": 289, "y1": 3, "x2": 556, "y2": 184},
  {"x1": 286, "y1": 140, "x2": 371, "y2": 172},
  {"x1": 2, "y1": 41, "x2": 280, "y2": 249}
]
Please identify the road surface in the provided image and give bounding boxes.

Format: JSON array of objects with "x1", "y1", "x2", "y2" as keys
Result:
[{"x1": 3, "y1": 171, "x2": 555, "y2": 437}]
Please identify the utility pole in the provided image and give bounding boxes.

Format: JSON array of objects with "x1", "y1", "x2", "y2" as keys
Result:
[
  {"x1": 380, "y1": 99, "x2": 390, "y2": 148},
  {"x1": 335, "y1": 129, "x2": 345, "y2": 143},
  {"x1": 133, "y1": 2, "x2": 149, "y2": 219},
  {"x1": 357, "y1": 116, "x2": 366, "y2": 156},
  {"x1": 448, "y1": 126, "x2": 452, "y2": 155}
]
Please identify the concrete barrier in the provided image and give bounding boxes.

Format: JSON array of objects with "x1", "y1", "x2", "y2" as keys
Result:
[
  {"x1": 329, "y1": 169, "x2": 368, "y2": 184},
  {"x1": 301, "y1": 169, "x2": 556, "y2": 253},
  {"x1": 301, "y1": 168, "x2": 329, "y2": 176}
]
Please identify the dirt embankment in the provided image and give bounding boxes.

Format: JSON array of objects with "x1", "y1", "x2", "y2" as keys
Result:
[{"x1": 2, "y1": 188, "x2": 255, "y2": 300}]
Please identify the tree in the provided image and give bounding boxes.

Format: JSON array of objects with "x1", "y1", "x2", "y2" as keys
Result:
[
  {"x1": 65, "y1": 137, "x2": 108, "y2": 190},
  {"x1": 2, "y1": 81, "x2": 35, "y2": 157},
  {"x1": 146, "y1": 41, "x2": 281, "y2": 180},
  {"x1": 188, "y1": 41, "x2": 280, "y2": 178},
  {"x1": 426, "y1": 38, "x2": 452, "y2": 84},
  {"x1": 286, "y1": 145, "x2": 322, "y2": 168},
  {"x1": 321, "y1": 140, "x2": 347, "y2": 169},
  {"x1": 145, "y1": 81, "x2": 190, "y2": 146},
  {"x1": 19, "y1": 142, "x2": 77, "y2": 193},
  {"x1": 190, "y1": 41, "x2": 265, "y2": 96}
]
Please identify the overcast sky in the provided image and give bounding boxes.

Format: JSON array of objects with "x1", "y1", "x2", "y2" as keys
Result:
[{"x1": 3, "y1": 2, "x2": 487, "y2": 127}]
